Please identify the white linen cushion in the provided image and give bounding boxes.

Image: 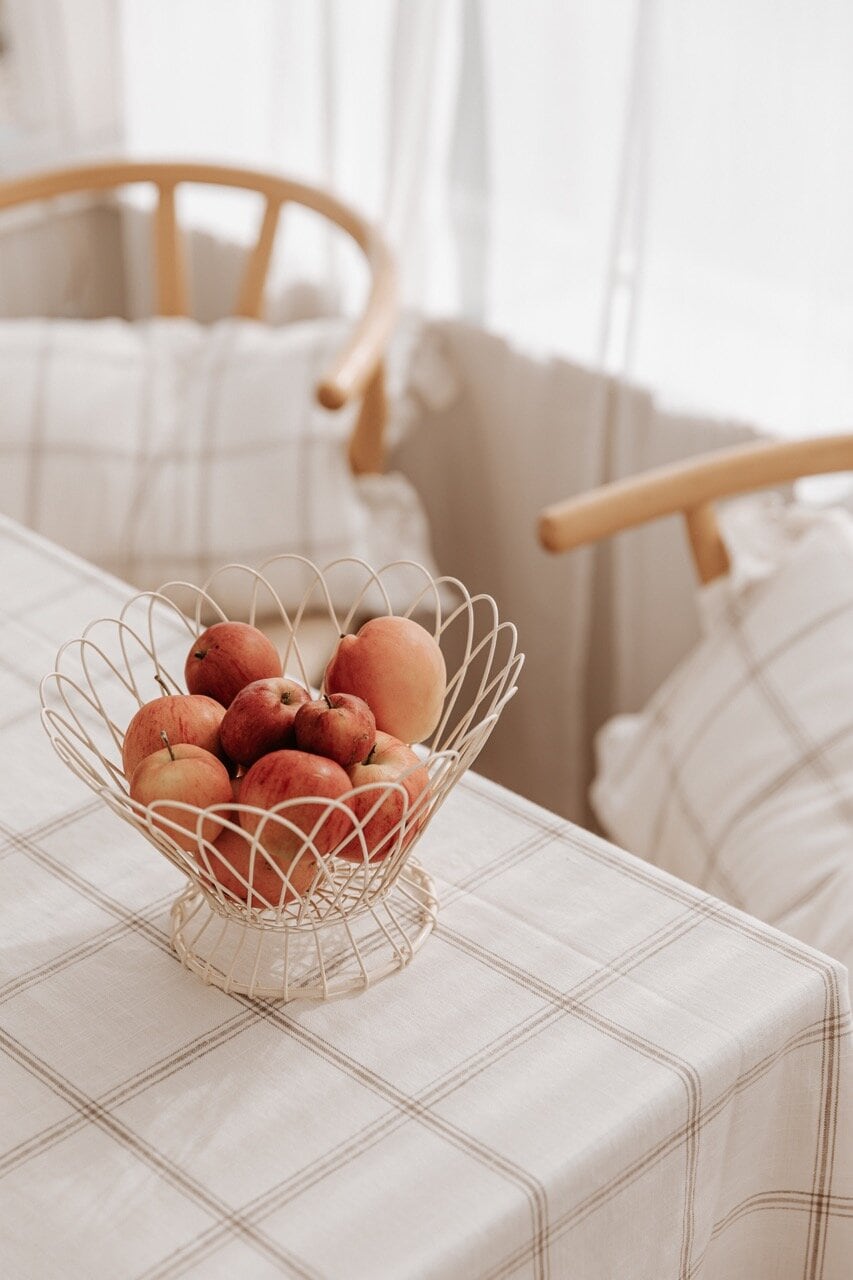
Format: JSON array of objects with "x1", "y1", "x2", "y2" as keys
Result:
[
  {"x1": 591, "y1": 498, "x2": 853, "y2": 972},
  {"x1": 0, "y1": 315, "x2": 438, "y2": 615}
]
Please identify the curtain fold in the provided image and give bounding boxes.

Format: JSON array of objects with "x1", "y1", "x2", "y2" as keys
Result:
[
  {"x1": 2, "y1": 0, "x2": 121, "y2": 168},
  {"x1": 394, "y1": 320, "x2": 761, "y2": 821},
  {"x1": 101, "y1": 0, "x2": 853, "y2": 438}
]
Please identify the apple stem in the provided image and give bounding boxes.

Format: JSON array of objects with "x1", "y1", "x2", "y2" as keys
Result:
[
  {"x1": 160, "y1": 730, "x2": 176, "y2": 761},
  {"x1": 323, "y1": 693, "x2": 333, "y2": 709},
  {"x1": 362, "y1": 745, "x2": 377, "y2": 766},
  {"x1": 154, "y1": 672, "x2": 170, "y2": 696}
]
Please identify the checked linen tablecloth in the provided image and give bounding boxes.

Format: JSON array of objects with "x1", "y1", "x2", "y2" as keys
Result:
[{"x1": 1, "y1": 512, "x2": 852, "y2": 1280}]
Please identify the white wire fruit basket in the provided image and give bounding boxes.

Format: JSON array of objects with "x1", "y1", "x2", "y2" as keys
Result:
[{"x1": 39, "y1": 556, "x2": 523, "y2": 1002}]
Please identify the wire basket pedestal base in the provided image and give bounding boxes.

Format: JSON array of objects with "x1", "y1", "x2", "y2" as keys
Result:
[{"x1": 170, "y1": 861, "x2": 438, "y2": 1001}]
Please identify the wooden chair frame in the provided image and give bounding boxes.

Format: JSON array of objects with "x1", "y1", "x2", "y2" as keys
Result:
[
  {"x1": 0, "y1": 160, "x2": 398, "y2": 473},
  {"x1": 538, "y1": 432, "x2": 853, "y2": 583}
]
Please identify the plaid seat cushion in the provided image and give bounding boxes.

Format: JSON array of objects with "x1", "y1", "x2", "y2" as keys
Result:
[
  {"x1": 0, "y1": 315, "x2": 437, "y2": 616},
  {"x1": 592, "y1": 499, "x2": 853, "y2": 972}
]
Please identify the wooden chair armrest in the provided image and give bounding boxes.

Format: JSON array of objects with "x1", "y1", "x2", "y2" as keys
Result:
[{"x1": 538, "y1": 432, "x2": 853, "y2": 583}]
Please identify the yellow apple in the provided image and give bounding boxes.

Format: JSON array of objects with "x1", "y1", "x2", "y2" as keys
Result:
[{"x1": 324, "y1": 615, "x2": 446, "y2": 745}]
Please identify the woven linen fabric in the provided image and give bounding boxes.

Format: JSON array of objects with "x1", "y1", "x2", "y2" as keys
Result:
[
  {"x1": 2, "y1": 513, "x2": 852, "y2": 1279},
  {"x1": 0, "y1": 315, "x2": 438, "y2": 616},
  {"x1": 592, "y1": 500, "x2": 853, "y2": 975}
]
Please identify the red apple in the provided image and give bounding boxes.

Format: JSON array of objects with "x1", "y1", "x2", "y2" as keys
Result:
[
  {"x1": 130, "y1": 739, "x2": 233, "y2": 852},
  {"x1": 324, "y1": 615, "x2": 446, "y2": 745},
  {"x1": 219, "y1": 676, "x2": 311, "y2": 767},
  {"x1": 194, "y1": 824, "x2": 321, "y2": 910},
  {"x1": 293, "y1": 692, "x2": 376, "y2": 768},
  {"x1": 238, "y1": 749, "x2": 354, "y2": 861},
  {"x1": 184, "y1": 621, "x2": 282, "y2": 707},
  {"x1": 342, "y1": 731, "x2": 431, "y2": 863},
  {"x1": 122, "y1": 693, "x2": 226, "y2": 779}
]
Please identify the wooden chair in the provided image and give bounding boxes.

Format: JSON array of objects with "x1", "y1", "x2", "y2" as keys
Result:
[
  {"x1": 0, "y1": 159, "x2": 397, "y2": 474},
  {"x1": 538, "y1": 433, "x2": 853, "y2": 582}
]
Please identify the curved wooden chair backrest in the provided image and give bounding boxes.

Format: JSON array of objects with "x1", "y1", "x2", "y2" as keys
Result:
[
  {"x1": 538, "y1": 433, "x2": 853, "y2": 583},
  {"x1": 0, "y1": 160, "x2": 398, "y2": 474}
]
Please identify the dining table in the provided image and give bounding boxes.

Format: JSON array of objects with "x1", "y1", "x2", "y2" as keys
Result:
[{"x1": 1, "y1": 510, "x2": 851, "y2": 1280}]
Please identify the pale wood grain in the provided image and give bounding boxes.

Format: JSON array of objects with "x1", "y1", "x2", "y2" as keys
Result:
[{"x1": 538, "y1": 433, "x2": 853, "y2": 582}]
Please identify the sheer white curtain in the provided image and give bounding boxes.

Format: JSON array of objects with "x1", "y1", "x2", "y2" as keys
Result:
[
  {"x1": 2, "y1": 1, "x2": 850, "y2": 427},
  {"x1": 3, "y1": 1, "x2": 852, "y2": 817},
  {"x1": 0, "y1": 0, "x2": 120, "y2": 167},
  {"x1": 0, "y1": 1, "x2": 123, "y2": 319},
  {"x1": 116, "y1": 0, "x2": 853, "y2": 438}
]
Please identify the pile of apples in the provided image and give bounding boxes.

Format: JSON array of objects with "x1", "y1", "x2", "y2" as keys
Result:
[{"x1": 122, "y1": 614, "x2": 447, "y2": 908}]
